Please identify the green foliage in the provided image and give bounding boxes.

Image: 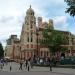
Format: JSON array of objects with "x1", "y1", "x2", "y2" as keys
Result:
[
  {"x1": 0, "y1": 42, "x2": 4, "y2": 59},
  {"x1": 65, "y1": 0, "x2": 75, "y2": 17},
  {"x1": 41, "y1": 27, "x2": 68, "y2": 55}
]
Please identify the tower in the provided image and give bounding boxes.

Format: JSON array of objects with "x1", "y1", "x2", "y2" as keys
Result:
[
  {"x1": 20, "y1": 6, "x2": 36, "y2": 59},
  {"x1": 38, "y1": 17, "x2": 42, "y2": 28},
  {"x1": 48, "y1": 19, "x2": 54, "y2": 29}
]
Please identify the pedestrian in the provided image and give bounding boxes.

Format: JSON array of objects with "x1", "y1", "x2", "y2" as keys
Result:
[
  {"x1": 30, "y1": 58, "x2": 33, "y2": 69},
  {"x1": 10, "y1": 65, "x2": 12, "y2": 71},
  {"x1": 1, "y1": 63, "x2": 3, "y2": 70},
  {"x1": 0, "y1": 59, "x2": 3, "y2": 70},
  {"x1": 49, "y1": 58, "x2": 52, "y2": 71},
  {"x1": 28, "y1": 65, "x2": 29, "y2": 71},
  {"x1": 23, "y1": 60, "x2": 26, "y2": 67},
  {"x1": 9, "y1": 62, "x2": 12, "y2": 71},
  {"x1": 19, "y1": 61, "x2": 23, "y2": 70},
  {"x1": 25, "y1": 60, "x2": 28, "y2": 69},
  {"x1": 27, "y1": 60, "x2": 30, "y2": 71}
]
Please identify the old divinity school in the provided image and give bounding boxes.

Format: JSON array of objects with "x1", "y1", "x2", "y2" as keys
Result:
[{"x1": 5, "y1": 6, "x2": 75, "y2": 61}]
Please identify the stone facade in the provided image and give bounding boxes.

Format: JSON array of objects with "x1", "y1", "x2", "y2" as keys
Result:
[
  {"x1": 5, "y1": 35, "x2": 20, "y2": 59},
  {"x1": 20, "y1": 6, "x2": 37, "y2": 59},
  {"x1": 5, "y1": 6, "x2": 75, "y2": 60}
]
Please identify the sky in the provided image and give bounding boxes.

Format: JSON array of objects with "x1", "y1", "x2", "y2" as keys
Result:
[{"x1": 0, "y1": 0, "x2": 75, "y2": 48}]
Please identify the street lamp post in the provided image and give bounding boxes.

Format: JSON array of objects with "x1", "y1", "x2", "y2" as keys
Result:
[
  {"x1": 21, "y1": 51, "x2": 22, "y2": 61},
  {"x1": 13, "y1": 45, "x2": 15, "y2": 60},
  {"x1": 36, "y1": 28, "x2": 39, "y2": 57},
  {"x1": 19, "y1": 46, "x2": 22, "y2": 61}
]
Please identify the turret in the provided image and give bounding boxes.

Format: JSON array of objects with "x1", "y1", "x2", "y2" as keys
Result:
[
  {"x1": 48, "y1": 19, "x2": 54, "y2": 29},
  {"x1": 38, "y1": 17, "x2": 42, "y2": 28}
]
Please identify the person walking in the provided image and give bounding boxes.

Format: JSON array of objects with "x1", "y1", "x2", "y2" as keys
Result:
[
  {"x1": 19, "y1": 61, "x2": 23, "y2": 70},
  {"x1": 25, "y1": 60, "x2": 28, "y2": 69},
  {"x1": 30, "y1": 58, "x2": 33, "y2": 69},
  {"x1": 0, "y1": 59, "x2": 3, "y2": 70},
  {"x1": 10, "y1": 65, "x2": 12, "y2": 71},
  {"x1": 9, "y1": 62, "x2": 12, "y2": 72},
  {"x1": 1, "y1": 63, "x2": 3, "y2": 70},
  {"x1": 27, "y1": 60, "x2": 30, "y2": 71},
  {"x1": 49, "y1": 58, "x2": 52, "y2": 71}
]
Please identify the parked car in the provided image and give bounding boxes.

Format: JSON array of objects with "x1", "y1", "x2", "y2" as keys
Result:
[{"x1": 60, "y1": 56, "x2": 75, "y2": 65}]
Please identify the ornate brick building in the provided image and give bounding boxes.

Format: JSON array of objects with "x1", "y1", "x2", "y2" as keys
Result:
[{"x1": 5, "y1": 6, "x2": 75, "y2": 60}]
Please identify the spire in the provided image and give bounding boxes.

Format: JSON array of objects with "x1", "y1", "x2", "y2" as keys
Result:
[
  {"x1": 26, "y1": 5, "x2": 34, "y2": 15},
  {"x1": 30, "y1": 5, "x2": 31, "y2": 8}
]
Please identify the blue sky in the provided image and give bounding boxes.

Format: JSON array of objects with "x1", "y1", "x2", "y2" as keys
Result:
[{"x1": 0, "y1": 0, "x2": 75, "y2": 47}]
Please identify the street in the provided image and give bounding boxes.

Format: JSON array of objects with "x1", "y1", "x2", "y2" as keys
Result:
[
  {"x1": 0, "y1": 71, "x2": 73, "y2": 75},
  {"x1": 0, "y1": 62, "x2": 75, "y2": 75}
]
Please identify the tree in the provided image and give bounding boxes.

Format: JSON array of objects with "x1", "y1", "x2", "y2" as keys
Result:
[
  {"x1": 0, "y1": 42, "x2": 4, "y2": 59},
  {"x1": 64, "y1": 0, "x2": 75, "y2": 17},
  {"x1": 41, "y1": 26, "x2": 68, "y2": 57}
]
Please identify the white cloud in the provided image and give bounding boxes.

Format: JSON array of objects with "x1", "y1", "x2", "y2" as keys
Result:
[
  {"x1": 54, "y1": 16, "x2": 67, "y2": 25},
  {"x1": 0, "y1": 0, "x2": 75, "y2": 47},
  {"x1": 53, "y1": 16, "x2": 69, "y2": 31}
]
